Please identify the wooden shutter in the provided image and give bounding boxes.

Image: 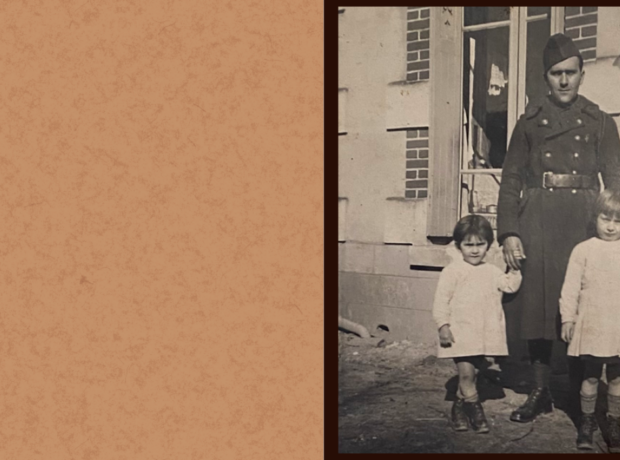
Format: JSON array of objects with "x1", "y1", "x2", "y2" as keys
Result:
[{"x1": 427, "y1": 7, "x2": 463, "y2": 237}]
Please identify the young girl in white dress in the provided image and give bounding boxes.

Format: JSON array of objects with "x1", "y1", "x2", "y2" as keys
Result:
[
  {"x1": 433, "y1": 215, "x2": 522, "y2": 433},
  {"x1": 560, "y1": 189, "x2": 620, "y2": 451}
]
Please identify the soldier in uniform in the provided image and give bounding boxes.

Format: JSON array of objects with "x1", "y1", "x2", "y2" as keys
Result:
[{"x1": 497, "y1": 33, "x2": 620, "y2": 424}]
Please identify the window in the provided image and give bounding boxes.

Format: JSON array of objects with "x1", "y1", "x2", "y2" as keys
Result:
[
  {"x1": 460, "y1": 7, "x2": 555, "y2": 230},
  {"x1": 428, "y1": 7, "x2": 565, "y2": 237}
]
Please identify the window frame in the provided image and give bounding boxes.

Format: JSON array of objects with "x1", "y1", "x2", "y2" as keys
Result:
[{"x1": 427, "y1": 6, "x2": 565, "y2": 238}]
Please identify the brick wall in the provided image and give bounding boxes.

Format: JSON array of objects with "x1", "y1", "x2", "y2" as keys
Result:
[
  {"x1": 405, "y1": 128, "x2": 429, "y2": 198},
  {"x1": 564, "y1": 7, "x2": 598, "y2": 61},
  {"x1": 406, "y1": 7, "x2": 430, "y2": 82}
]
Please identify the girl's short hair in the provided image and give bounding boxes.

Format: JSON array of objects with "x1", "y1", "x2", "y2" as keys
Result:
[
  {"x1": 594, "y1": 189, "x2": 620, "y2": 220},
  {"x1": 453, "y1": 214, "x2": 494, "y2": 249}
]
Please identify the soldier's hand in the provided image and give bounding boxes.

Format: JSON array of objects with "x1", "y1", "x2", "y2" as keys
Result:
[
  {"x1": 438, "y1": 324, "x2": 455, "y2": 348},
  {"x1": 502, "y1": 236, "x2": 526, "y2": 271},
  {"x1": 561, "y1": 322, "x2": 575, "y2": 343}
]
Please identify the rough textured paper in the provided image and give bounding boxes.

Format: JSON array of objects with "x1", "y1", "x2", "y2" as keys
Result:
[{"x1": 0, "y1": 1, "x2": 323, "y2": 458}]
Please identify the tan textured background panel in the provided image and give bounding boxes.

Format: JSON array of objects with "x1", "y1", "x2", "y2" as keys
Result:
[{"x1": 0, "y1": 1, "x2": 323, "y2": 458}]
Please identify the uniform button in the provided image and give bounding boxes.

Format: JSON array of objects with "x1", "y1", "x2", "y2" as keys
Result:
[
  {"x1": 545, "y1": 152, "x2": 552, "y2": 158},
  {"x1": 542, "y1": 119, "x2": 549, "y2": 125},
  {"x1": 572, "y1": 170, "x2": 577, "y2": 174},
  {"x1": 549, "y1": 187, "x2": 554, "y2": 192},
  {"x1": 577, "y1": 118, "x2": 583, "y2": 125},
  {"x1": 574, "y1": 152, "x2": 579, "y2": 158},
  {"x1": 572, "y1": 189, "x2": 577, "y2": 194},
  {"x1": 575, "y1": 135, "x2": 581, "y2": 141}
]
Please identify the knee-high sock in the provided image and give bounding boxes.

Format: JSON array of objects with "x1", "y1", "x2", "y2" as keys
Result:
[
  {"x1": 580, "y1": 391, "x2": 597, "y2": 415},
  {"x1": 609, "y1": 394, "x2": 620, "y2": 418}
]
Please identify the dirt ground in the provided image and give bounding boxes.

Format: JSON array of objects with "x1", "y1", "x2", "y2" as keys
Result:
[{"x1": 338, "y1": 330, "x2": 617, "y2": 454}]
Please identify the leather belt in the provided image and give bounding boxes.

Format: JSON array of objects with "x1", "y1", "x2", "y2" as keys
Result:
[{"x1": 528, "y1": 172, "x2": 598, "y2": 189}]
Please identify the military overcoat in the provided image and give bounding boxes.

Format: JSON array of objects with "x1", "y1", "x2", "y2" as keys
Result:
[{"x1": 497, "y1": 95, "x2": 620, "y2": 340}]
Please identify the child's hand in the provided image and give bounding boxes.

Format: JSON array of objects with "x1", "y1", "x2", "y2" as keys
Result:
[
  {"x1": 438, "y1": 324, "x2": 455, "y2": 348},
  {"x1": 561, "y1": 322, "x2": 575, "y2": 343}
]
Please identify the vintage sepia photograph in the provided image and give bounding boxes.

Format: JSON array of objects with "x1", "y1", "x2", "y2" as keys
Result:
[{"x1": 338, "y1": 6, "x2": 620, "y2": 453}]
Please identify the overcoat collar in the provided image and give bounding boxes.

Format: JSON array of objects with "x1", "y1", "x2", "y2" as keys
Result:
[{"x1": 524, "y1": 95, "x2": 600, "y2": 140}]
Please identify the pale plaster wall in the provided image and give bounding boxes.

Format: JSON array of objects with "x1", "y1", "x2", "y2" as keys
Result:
[
  {"x1": 384, "y1": 198, "x2": 428, "y2": 245},
  {"x1": 337, "y1": 8, "x2": 459, "y2": 340},
  {"x1": 580, "y1": 58, "x2": 620, "y2": 116},
  {"x1": 338, "y1": 198, "x2": 347, "y2": 242},
  {"x1": 564, "y1": 8, "x2": 620, "y2": 118},
  {"x1": 338, "y1": 7, "x2": 430, "y2": 245},
  {"x1": 338, "y1": 89, "x2": 347, "y2": 134},
  {"x1": 386, "y1": 81, "x2": 430, "y2": 129},
  {"x1": 597, "y1": 7, "x2": 620, "y2": 59}
]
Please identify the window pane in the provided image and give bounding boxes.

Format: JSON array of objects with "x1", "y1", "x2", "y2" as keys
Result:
[
  {"x1": 462, "y1": 27, "x2": 510, "y2": 169},
  {"x1": 464, "y1": 7, "x2": 510, "y2": 27},
  {"x1": 527, "y1": 7, "x2": 550, "y2": 17},
  {"x1": 525, "y1": 17, "x2": 551, "y2": 105},
  {"x1": 460, "y1": 173, "x2": 501, "y2": 226}
]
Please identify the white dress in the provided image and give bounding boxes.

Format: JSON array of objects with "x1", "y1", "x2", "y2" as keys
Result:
[
  {"x1": 432, "y1": 259, "x2": 522, "y2": 359},
  {"x1": 560, "y1": 237, "x2": 620, "y2": 358}
]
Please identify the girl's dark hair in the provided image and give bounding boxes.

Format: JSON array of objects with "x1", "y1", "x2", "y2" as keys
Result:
[
  {"x1": 594, "y1": 189, "x2": 620, "y2": 220},
  {"x1": 453, "y1": 214, "x2": 494, "y2": 249}
]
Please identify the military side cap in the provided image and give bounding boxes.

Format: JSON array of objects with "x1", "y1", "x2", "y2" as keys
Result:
[{"x1": 543, "y1": 33, "x2": 582, "y2": 72}]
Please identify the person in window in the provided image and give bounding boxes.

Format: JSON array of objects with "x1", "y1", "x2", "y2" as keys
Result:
[{"x1": 497, "y1": 33, "x2": 620, "y2": 424}]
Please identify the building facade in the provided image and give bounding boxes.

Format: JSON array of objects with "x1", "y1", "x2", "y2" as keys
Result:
[{"x1": 338, "y1": 7, "x2": 620, "y2": 343}]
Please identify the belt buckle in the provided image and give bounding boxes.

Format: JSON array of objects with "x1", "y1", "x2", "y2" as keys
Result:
[{"x1": 543, "y1": 172, "x2": 553, "y2": 189}]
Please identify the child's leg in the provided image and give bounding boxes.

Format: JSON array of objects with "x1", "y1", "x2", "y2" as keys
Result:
[
  {"x1": 579, "y1": 374, "x2": 603, "y2": 414},
  {"x1": 605, "y1": 364, "x2": 620, "y2": 452},
  {"x1": 576, "y1": 362, "x2": 601, "y2": 450},
  {"x1": 450, "y1": 358, "x2": 471, "y2": 431},
  {"x1": 606, "y1": 364, "x2": 620, "y2": 415},
  {"x1": 581, "y1": 362, "x2": 602, "y2": 414},
  {"x1": 456, "y1": 360, "x2": 478, "y2": 402},
  {"x1": 455, "y1": 357, "x2": 489, "y2": 433}
]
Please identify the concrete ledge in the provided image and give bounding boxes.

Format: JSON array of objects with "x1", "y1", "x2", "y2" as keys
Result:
[
  {"x1": 409, "y1": 241, "x2": 505, "y2": 269},
  {"x1": 341, "y1": 241, "x2": 448, "y2": 277},
  {"x1": 409, "y1": 244, "x2": 453, "y2": 267}
]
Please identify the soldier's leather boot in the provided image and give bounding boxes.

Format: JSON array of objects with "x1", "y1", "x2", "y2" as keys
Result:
[
  {"x1": 463, "y1": 401, "x2": 490, "y2": 434},
  {"x1": 607, "y1": 414, "x2": 620, "y2": 453},
  {"x1": 451, "y1": 399, "x2": 468, "y2": 432},
  {"x1": 576, "y1": 413, "x2": 597, "y2": 450},
  {"x1": 510, "y1": 387, "x2": 553, "y2": 423}
]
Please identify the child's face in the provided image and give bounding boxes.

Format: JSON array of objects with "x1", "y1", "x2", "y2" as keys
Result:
[
  {"x1": 459, "y1": 234, "x2": 489, "y2": 266},
  {"x1": 596, "y1": 213, "x2": 620, "y2": 242}
]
